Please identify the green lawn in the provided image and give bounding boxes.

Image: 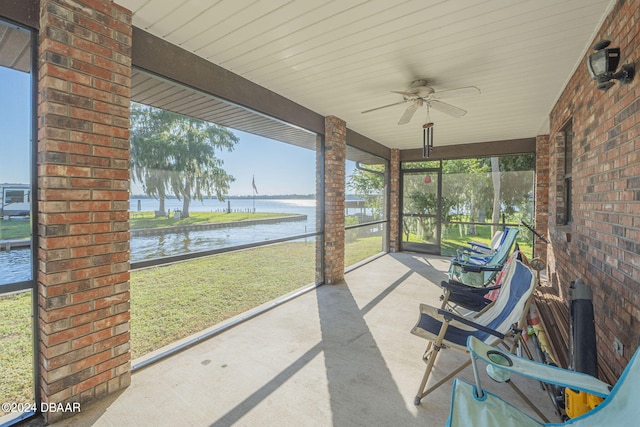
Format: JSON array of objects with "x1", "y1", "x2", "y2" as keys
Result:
[
  {"x1": 0, "y1": 292, "x2": 34, "y2": 414},
  {"x1": 130, "y1": 240, "x2": 317, "y2": 358},
  {"x1": 345, "y1": 235, "x2": 384, "y2": 267},
  {"x1": 0, "y1": 219, "x2": 31, "y2": 241},
  {"x1": 130, "y1": 211, "x2": 298, "y2": 230}
]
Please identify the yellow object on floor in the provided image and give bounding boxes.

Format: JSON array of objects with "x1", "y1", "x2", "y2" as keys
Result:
[{"x1": 564, "y1": 388, "x2": 604, "y2": 418}]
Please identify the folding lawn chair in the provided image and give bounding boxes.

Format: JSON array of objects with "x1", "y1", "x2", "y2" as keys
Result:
[
  {"x1": 448, "y1": 227, "x2": 520, "y2": 287},
  {"x1": 441, "y1": 250, "x2": 526, "y2": 313},
  {"x1": 410, "y1": 257, "x2": 536, "y2": 405},
  {"x1": 465, "y1": 229, "x2": 504, "y2": 256},
  {"x1": 456, "y1": 227, "x2": 516, "y2": 263},
  {"x1": 447, "y1": 335, "x2": 640, "y2": 427}
]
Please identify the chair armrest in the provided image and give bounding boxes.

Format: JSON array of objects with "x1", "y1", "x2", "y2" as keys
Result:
[
  {"x1": 450, "y1": 261, "x2": 502, "y2": 273},
  {"x1": 466, "y1": 241, "x2": 492, "y2": 253},
  {"x1": 467, "y1": 336, "x2": 611, "y2": 398},
  {"x1": 437, "y1": 309, "x2": 505, "y2": 340},
  {"x1": 454, "y1": 250, "x2": 492, "y2": 263},
  {"x1": 467, "y1": 240, "x2": 490, "y2": 249},
  {"x1": 441, "y1": 280, "x2": 500, "y2": 295}
]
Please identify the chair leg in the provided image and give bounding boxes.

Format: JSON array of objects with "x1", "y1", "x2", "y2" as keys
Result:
[
  {"x1": 415, "y1": 345, "x2": 439, "y2": 405},
  {"x1": 520, "y1": 337, "x2": 534, "y2": 360},
  {"x1": 439, "y1": 289, "x2": 451, "y2": 310},
  {"x1": 507, "y1": 380, "x2": 550, "y2": 423},
  {"x1": 416, "y1": 360, "x2": 471, "y2": 405},
  {"x1": 507, "y1": 332, "x2": 533, "y2": 362},
  {"x1": 422, "y1": 341, "x2": 434, "y2": 362},
  {"x1": 439, "y1": 290, "x2": 467, "y2": 316},
  {"x1": 414, "y1": 320, "x2": 450, "y2": 405}
]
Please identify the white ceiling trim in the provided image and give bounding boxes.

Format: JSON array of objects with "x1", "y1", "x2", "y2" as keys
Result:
[{"x1": 116, "y1": 0, "x2": 613, "y2": 151}]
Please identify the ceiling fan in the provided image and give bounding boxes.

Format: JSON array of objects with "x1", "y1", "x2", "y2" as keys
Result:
[{"x1": 361, "y1": 79, "x2": 480, "y2": 125}]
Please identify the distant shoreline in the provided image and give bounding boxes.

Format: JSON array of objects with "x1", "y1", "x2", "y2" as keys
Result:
[
  {"x1": 130, "y1": 194, "x2": 314, "y2": 200},
  {"x1": 130, "y1": 214, "x2": 308, "y2": 237},
  {"x1": 130, "y1": 194, "x2": 364, "y2": 200}
]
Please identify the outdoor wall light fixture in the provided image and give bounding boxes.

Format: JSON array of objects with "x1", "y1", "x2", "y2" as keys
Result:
[{"x1": 587, "y1": 40, "x2": 635, "y2": 91}]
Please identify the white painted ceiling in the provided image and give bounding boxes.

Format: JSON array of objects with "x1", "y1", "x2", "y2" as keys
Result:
[{"x1": 116, "y1": 0, "x2": 613, "y2": 150}]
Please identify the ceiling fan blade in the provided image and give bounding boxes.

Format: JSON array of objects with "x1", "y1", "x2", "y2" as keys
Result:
[
  {"x1": 429, "y1": 100, "x2": 467, "y2": 118},
  {"x1": 435, "y1": 86, "x2": 481, "y2": 99},
  {"x1": 398, "y1": 100, "x2": 422, "y2": 125},
  {"x1": 391, "y1": 90, "x2": 420, "y2": 99},
  {"x1": 361, "y1": 100, "x2": 408, "y2": 114}
]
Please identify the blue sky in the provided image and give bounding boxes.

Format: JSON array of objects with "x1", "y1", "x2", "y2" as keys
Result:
[
  {"x1": 219, "y1": 130, "x2": 357, "y2": 196},
  {"x1": 218, "y1": 130, "x2": 317, "y2": 196},
  {"x1": 0, "y1": 67, "x2": 32, "y2": 185},
  {"x1": 1, "y1": 66, "x2": 356, "y2": 196}
]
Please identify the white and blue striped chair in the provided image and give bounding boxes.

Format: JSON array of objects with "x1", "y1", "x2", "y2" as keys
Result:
[{"x1": 411, "y1": 258, "x2": 536, "y2": 405}]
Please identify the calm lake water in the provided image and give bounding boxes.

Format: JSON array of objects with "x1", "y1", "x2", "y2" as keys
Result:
[
  {"x1": 129, "y1": 198, "x2": 319, "y2": 261},
  {"x1": 1, "y1": 198, "x2": 323, "y2": 285},
  {"x1": 0, "y1": 248, "x2": 32, "y2": 285}
]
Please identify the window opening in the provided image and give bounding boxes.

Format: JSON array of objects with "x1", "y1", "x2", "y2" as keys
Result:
[
  {"x1": 563, "y1": 120, "x2": 573, "y2": 225},
  {"x1": 0, "y1": 18, "x2": 37, "y2": 427}
]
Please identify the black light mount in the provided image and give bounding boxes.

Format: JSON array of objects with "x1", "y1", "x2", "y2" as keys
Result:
[{"x1": 587, "y1": 40, "x2": 635, "y2": 91}]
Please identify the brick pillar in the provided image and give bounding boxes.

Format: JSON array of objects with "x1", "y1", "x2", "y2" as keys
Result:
[
  {"x1": 38, "y1": 0, "x2": 132, "y2": 421},
  {"x1": 315, "y1": 134, "x2": 324, "y2": 283},
  {"x1": 534, "y1": 135, "x2": 550, "y2": 261},
  {"x1": 324, "y1": 116, "x2": 346, "y2": 284},
  {"x1": 389, "y1": 149, "x2": 401, "y2": 252}
]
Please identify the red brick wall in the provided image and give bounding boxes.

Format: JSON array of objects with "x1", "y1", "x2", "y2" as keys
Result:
[
  {"x1": 547, "y1": 0, "x2": 639, "y2": 381},
  {"x1": 37, "y1": 0, "x2": 132, "y2": 421},
  {"x1": 389, "y1": 149, "x2": 401, "y2": 252},
  {"x1": 324, "y1": 116, "x2": 346, "y2": 284}
]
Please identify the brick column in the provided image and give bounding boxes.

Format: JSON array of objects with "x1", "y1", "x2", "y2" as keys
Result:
[
  {"x1": 38, "y1": 0, "x2": 132, "y2": 421},
  {"x1": 534, "y1": 135, "x2": 550, "y2": 261},
  {"x1": 324, "y1": 116, "x2": 346, "y2": 284},
  {"x1": 388, "y1": 149, "x2": 401, "y2": 252},
  {"x1": 315, "y1": 134, "x2": 324, "y2": 283}
]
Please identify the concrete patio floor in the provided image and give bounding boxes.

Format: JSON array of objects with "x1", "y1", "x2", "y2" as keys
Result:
[{"x1": 52, "y1": 252, "x2": 558, "y2": 426}]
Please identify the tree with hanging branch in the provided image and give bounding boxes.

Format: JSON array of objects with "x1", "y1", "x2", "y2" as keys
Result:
[{"x1": 130, "y1": 103, "x2": 239, "y2": 218}]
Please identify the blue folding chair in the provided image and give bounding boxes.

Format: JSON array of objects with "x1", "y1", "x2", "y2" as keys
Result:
[
  {"x1": 448, "y1": 227, "x2": 520, "y2": 287},
  {"x1": 447, "y1": 335, "x2": 639, "y2": 426},
  {"x1": 464, "y1": 229, "x2": 505, "y2": 256},
  {"x1": 441, "y1": 250, "x2": 525, "y2": 313}
]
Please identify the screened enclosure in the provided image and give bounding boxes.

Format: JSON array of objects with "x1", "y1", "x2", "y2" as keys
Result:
[
  {"x1": 401, "y1": 154, "x2": 535, "y2": 258},
  {"x1": 128, "y1": 71, "x2": 323, "y2": 360},
  {"x1": 345, "y1": 146, "x2": 389, "y2": 268},
  {"x1": 0, "y1": 18, "x2": 37, "y2": 426}
]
